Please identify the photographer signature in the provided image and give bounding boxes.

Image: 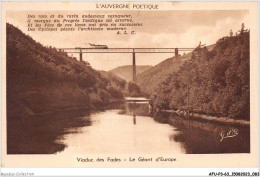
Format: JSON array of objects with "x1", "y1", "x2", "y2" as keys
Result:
[{"x1": 219, "y1": 128, "x2": 238, "y2": 142}]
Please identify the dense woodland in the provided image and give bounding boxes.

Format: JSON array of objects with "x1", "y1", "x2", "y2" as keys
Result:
[
  {"x1": 136, "y1": 45, "x2": 215, "y2": 95},
  {"x1": 136, "y1": 55, "x2": 187, "y2": 95},
  {"x1": 150, "y1": 25, "x2": 250, "y2": 120},
  {"x1": 7, "y1": 23, "x2": 124, "y2": 118}
]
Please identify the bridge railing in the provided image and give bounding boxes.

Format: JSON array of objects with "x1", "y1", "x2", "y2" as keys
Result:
[{"x1": 58, "y1": 48, "x2": 195, "y2": 53}]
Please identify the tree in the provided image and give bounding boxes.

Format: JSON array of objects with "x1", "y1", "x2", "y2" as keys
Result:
[
  {"x1": 240, "y1": 23, "x2": 245, "y2": 35},
  {"x1": 230, "y1": 29, "x2": 233, "y2": 37}
]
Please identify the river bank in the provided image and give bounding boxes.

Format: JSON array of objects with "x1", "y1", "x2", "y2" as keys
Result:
[
  {"x1": 10, "y1": 99, "x2": 125, "y2": 119},
  {"x1": 158, "y1": 109, "x2": 249, "y2": 127}
]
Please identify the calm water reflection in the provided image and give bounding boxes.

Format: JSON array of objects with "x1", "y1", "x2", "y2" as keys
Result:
[
  {"x1": 59, "y1": 102, "x2": 185, "y2": 154},
  {"x1": 59, "y1": 101, "x2": 249, "y2": 154},
  {"x1": 164, "y1": 113, "x2": 250, "y2": 154},
  {"x1": 7, "y1": 100, "x2": 250, "y2": 154}
]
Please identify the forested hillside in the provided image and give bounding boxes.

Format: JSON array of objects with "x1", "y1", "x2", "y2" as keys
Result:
[
  {"x1": 137, "y1": 45, "x2": 215, "y2": 95},
  {"x1": 7, "y1": 23, "x2": 124, "y2": 118},
  {"x1": 150, "y1": 28, "x2": 249, "y2": 120},
  {"x1": 110, "y1": 65, "x2": 152, "y2": 82},
  {"x1": 136, "y1": 54, "x2": 190, "y2": 95}
]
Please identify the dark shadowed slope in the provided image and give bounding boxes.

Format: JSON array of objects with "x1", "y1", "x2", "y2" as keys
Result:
[{"x1": 7, "y1": 23, "x2": 124, "y2": 118}]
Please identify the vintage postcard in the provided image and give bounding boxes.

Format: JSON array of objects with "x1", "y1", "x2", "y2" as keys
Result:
[{"x1": 1, "y1": 1, "x2": 258, "y2": 168}]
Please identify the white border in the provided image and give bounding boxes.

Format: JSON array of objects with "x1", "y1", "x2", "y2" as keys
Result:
[{"x1": 0, "y1": 0, "x2": 259, "y2": 176}]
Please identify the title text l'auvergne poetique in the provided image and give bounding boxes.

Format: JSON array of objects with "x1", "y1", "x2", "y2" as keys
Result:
[{"x1": 96, "y1": 3, "x2": 159, "y2": 10}]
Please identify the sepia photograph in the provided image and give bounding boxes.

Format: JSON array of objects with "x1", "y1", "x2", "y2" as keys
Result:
[{"x1": 1, "y1": 1, "x2": 258, "y2": 171}]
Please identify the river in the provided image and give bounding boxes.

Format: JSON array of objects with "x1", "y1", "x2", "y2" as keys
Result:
[{"x1": 7, "y1": 98, "x2": 250, "y2": 154}]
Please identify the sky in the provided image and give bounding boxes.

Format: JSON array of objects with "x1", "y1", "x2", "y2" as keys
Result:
[{"x1": 6, "y1": 10, "x2": 249, "y2": 71}]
